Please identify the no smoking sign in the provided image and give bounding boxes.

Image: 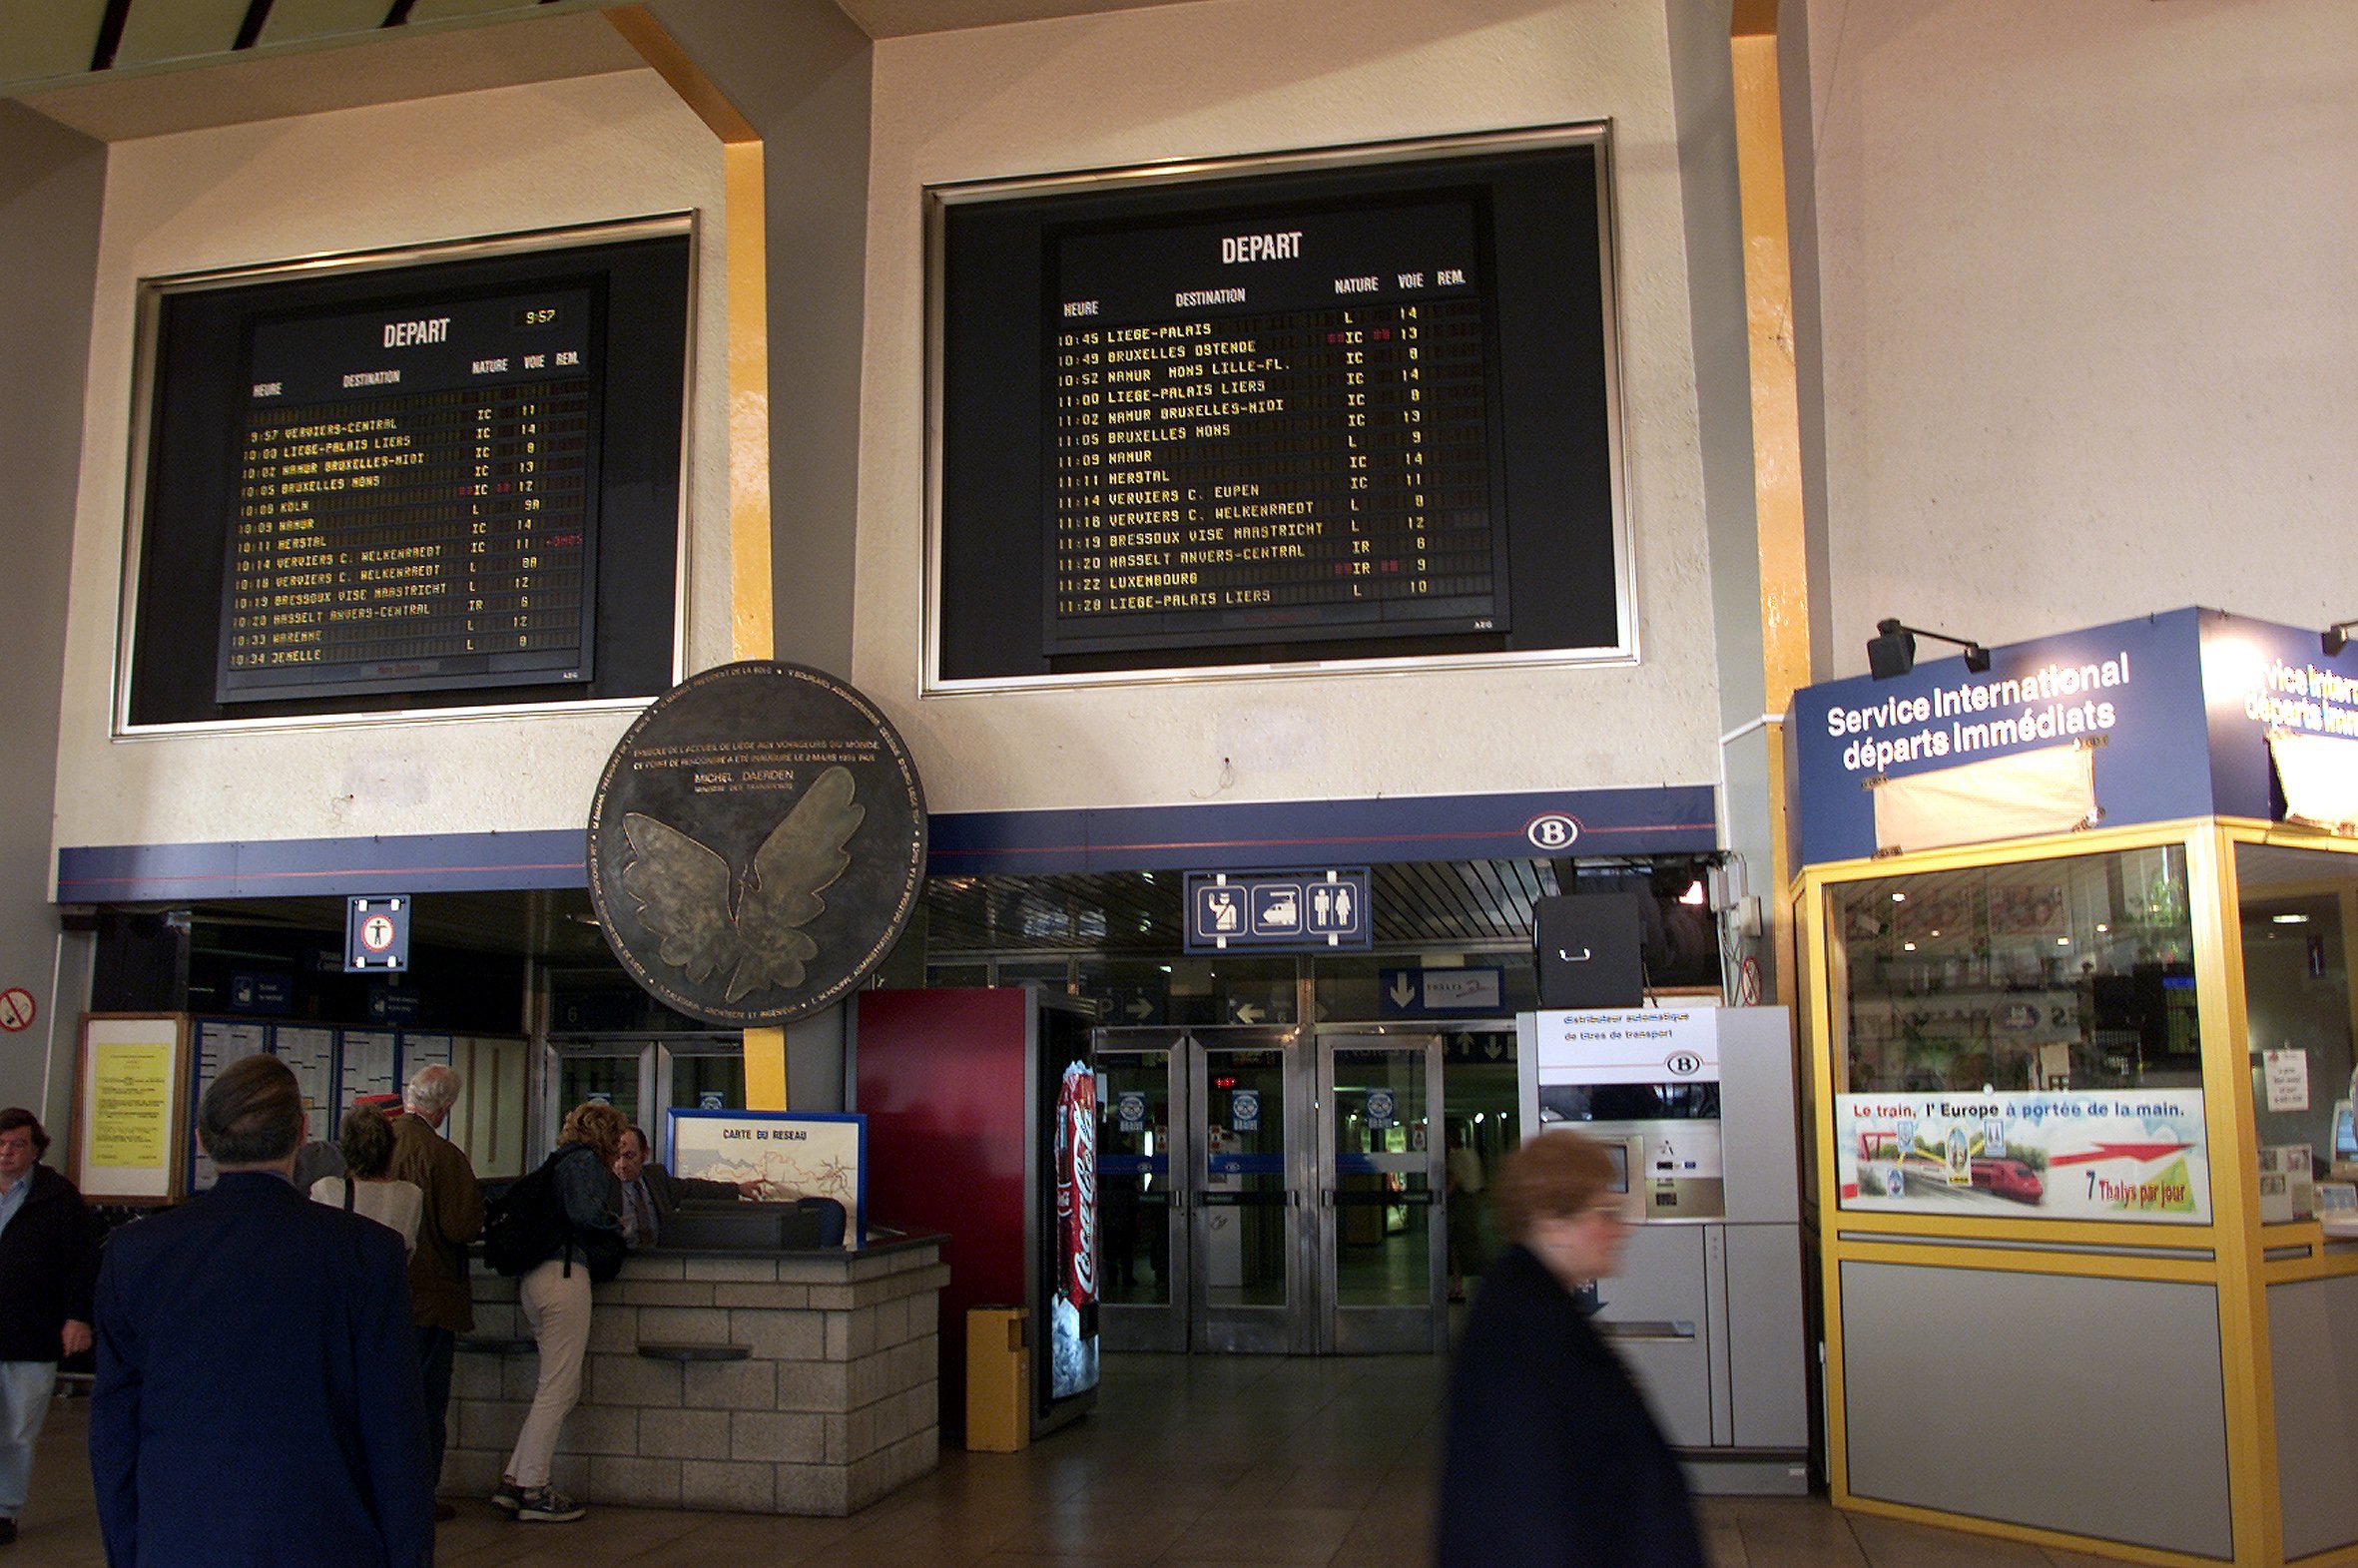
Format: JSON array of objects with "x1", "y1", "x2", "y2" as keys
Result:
[{"x1": 0, "y1": 988, "x2": 34, "y2": 1033}]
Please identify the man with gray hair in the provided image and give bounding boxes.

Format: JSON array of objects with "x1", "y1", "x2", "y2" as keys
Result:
[
  {"x1": 389, "y1": 1062, "x2": 482, "y2": 1514},
  {"x1": 91, "y1": 1053, "x2": 432, "y2": 1566}
]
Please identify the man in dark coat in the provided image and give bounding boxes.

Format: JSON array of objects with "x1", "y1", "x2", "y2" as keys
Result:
[
  {"x1": 91, "y1": 1053, "x2": 433, "y2": 1568},
  {"x1": 611, "y1": 1124, "x2": 756, "y2": 1249},
  {"x1": 0, "y1": 1108, "x2": 102, "y2": 1546},
  {"x1": 1437, "y1": 1131, "x2": 1706, "y2": 1568}
]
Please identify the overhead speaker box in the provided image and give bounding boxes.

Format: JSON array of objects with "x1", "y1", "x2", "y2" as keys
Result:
[{"x1": 1532, "y1": 894, "x2": 1646, "y2": 1009}]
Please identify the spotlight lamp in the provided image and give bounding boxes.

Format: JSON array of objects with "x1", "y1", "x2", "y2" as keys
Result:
[
  {"x1": 1867, "y1": 618, "x2": 1992, "y2": 680},
  {"x1": 2323, "y1": 619, "x2": 2358, "y2": 657}
]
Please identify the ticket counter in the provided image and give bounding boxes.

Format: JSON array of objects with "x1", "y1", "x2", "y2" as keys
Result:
[
  {"x1": 445, "y1": 1233, "x2": 945, "y2": 1516},
  {"x1": 1789, "y1": 609, "x2": 2358, "y2": 1567}
]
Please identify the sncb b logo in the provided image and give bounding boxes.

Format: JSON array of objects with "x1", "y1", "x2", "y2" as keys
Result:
[{"x1": 1524, "y1": 812, "x2": 1581, "y2": 851}]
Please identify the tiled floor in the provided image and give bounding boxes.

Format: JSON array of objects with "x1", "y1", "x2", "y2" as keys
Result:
[{"x1": 27, "y1": 1354, "x2": 2125, "y2": 1566}]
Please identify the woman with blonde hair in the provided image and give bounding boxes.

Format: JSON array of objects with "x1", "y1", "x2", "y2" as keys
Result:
[
  {"x1": 1437, "y1": 1130, "x2": 1704, "y2": 1566},
  {"x1": 493, "y1": 1100, "x2": 626, "y2": 1525}
]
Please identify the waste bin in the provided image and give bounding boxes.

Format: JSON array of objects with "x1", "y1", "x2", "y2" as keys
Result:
[{"x1": 964, "y1": 1305, "x2": 1030, "y2": 1452}]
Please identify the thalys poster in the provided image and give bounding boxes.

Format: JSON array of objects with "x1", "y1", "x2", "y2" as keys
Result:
[{"x1": 1836, "y1": 1090, "x2": 2209, "y2": 1224}]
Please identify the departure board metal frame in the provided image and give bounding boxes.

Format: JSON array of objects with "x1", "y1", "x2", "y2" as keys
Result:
[
  {"x1": 115, "y1": 216, "x2": 695, "y2": 734},
  {"x1": 923, "y1": 124, "x2": 1633, "y2": 694}
]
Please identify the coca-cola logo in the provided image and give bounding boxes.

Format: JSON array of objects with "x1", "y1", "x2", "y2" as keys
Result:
[{"x1": 1068, "y1": 1067, "x2": 1098, "y2": 1305}]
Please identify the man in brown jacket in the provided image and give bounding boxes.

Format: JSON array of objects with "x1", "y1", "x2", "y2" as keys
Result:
[{"x1": 388, "y1": 1063, "x2": 482, "y2": 1514}]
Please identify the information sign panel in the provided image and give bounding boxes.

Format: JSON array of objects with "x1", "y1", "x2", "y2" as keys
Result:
[{"x1": 1184, "y1": 868, "x2": 1371, "y2": 951}]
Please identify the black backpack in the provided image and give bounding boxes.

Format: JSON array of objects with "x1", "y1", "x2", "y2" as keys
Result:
[{"x1": 481, "y1": 1145, "x2": 623, "y2": 1281}]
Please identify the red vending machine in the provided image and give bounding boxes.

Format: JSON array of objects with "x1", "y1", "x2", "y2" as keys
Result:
[{"x1": 855, "y1": 986, "x2": 1100, "y2": 1438}]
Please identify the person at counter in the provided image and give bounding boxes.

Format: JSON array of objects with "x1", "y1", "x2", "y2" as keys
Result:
[
  {"x1": 388, "y1": 1064, "x2": 480, "y2": 1519},
  {"x1": 611, "y1": 1125, "x2": 760, "y2": 1250},
  {"x1": 492, "y1": 1101, "x2": 626, "y2": 1525},
  {"x1": 1436, "y1": 1130, "x2": 1705, "y2": 1568}
]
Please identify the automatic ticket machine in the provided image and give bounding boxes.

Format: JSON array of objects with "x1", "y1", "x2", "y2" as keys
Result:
[{"x1": 1514, "y1": 1005, "x2": 1809, "y2": 1494}]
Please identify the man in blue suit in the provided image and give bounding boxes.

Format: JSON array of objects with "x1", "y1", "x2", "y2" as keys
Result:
[{"x1": 91, "y1": 1053, "x2": 433, "y2": 1568}]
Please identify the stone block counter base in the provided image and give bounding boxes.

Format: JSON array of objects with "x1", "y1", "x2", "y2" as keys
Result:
[{"x1": 446, "y1": 1235, "x2": 945, "y2": 1515}]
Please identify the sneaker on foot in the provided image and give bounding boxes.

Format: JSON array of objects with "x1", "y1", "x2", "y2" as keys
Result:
[
  {"x1": 489, "y1": 1481, "x2": 524, "y2": 1515},
  {"x1": 513, "y1": 1487, "x2": 585, "y2": 1523}
]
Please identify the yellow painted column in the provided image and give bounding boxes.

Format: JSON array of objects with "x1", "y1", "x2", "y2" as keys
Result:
[
  {"x1": 742, "y1": 1026, "x2": 789, "y2": 1113},
  {"x1": 2191, "y1": 827, "x2": 2276, "y2": 1566},
  {"x1": 606, "y1": 7, "x2": 787, "y2": 1112},
  {"x1": 1730, "y1": 0, "x2": 1814, "y2": 1010}
]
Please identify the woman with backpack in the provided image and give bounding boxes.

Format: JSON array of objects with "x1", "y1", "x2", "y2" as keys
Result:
[{"x1": 492, "y1": 1100, "x2": 626, "y2": 1525}]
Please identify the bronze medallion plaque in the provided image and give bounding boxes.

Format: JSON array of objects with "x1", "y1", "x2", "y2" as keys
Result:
[{"x1": 587, "y1": 662, "x2": 927, "y2": 1027}]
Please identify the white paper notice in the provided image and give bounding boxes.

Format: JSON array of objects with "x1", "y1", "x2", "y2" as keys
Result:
[{"x1": 2264, "y1": 1048, "x2": 2311, "y2": 1114}]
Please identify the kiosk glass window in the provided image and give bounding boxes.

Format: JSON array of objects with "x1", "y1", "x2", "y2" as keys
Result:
[
  {"x1": 1828, "y1": 845, "x2": 2197, "y2": 1095},
  {"x1": 555, "y1": 1049, "x2": 640, "y2": 1131},
  {"x1": 669, "y1": 1051, "x2": 745, "y2": 1120},
  {"x1": 2235, "y1": 842, "x2": 2358, "y2": 1188}
]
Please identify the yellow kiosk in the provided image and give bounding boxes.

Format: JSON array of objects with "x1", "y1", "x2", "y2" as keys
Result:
[{"x1": 1787, "y1": 609, "x2": 2358, "y2": 1567}]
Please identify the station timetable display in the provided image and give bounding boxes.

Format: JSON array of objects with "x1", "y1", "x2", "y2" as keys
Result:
[
  {"x1": 932, "y1": 129, "x2": 1627, "y2": 687},
  {"x1": 224, "y1": 290, "x2": 600, "y2": 703},
  {"x1": 1048, "y1": 198, "x2": 1504, "y2": 655},
  {"x1": 123, "y1": 224, "x2": 688, "y2": 729}
]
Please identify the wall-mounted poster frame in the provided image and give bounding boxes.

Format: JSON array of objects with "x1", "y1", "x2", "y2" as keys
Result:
[
  {"x1": 924, "y1": 123, "x2": 1632, "y2": 692},
  {"x1": 117, "y1": 215, "x2": 696, "y2": 734},
  {"x1": 72, "y1": 1012, "x2": 194, "y2": 1205},
  {"x1": 666, "y1": 1109, "x2": 867, "y2": 1247}
]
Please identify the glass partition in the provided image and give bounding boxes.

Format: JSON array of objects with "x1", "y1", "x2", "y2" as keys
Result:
[
  {"x1": 1823, "y1": 843, "x2": 2210, "y2": 1224},
  {"x1": 1829, "y1": 844, "x2": 2197, "y2": 1096},
  {"x1": 554, "y1": 1047, "x2": 642, "y2": 1132},
  {"x1": 2235, "y1": 842, "x2": 2358, "y2": 1210},
  {"x1": 667, "y1": 1050, "x2": 745, "y2": 1121}
]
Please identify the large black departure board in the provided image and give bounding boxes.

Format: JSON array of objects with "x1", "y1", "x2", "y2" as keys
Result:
[
  {"x1": 227, "y1": 289, "x2": 601, "y2": 701},
  {"x1": 932, "y1": 129, "x2": 1626, "y2": 688},
  {"x1": 126, "y1": 224, "x2": 688, "y2": 729},
  {"x1": 1048, "y1": 199, "x2": 1503, "y2": 655}
]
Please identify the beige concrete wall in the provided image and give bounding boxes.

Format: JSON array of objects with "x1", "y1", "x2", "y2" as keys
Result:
[
  {"x1": 0, "y1": 103, "x2": 104, "y2": 1118},
  {"x1": 52, "y1": 68, "x2": 731, "y2": 851},
  {"x1": 1805, "y1": 0, "x2": 2358, "y2": 669},
  {"x1": 854, "y1": 0, "x2": 1728, "y2": 813}
]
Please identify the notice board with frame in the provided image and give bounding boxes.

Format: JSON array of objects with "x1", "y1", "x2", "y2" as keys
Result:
[{"x1": 72, "y1": 1012, "x2": 194, "y2": 1204}]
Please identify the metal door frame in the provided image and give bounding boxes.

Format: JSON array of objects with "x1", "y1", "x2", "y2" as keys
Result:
[
  {"x1": 1315, "y1": 1029, "x2": 1448, "y2": 1352},
  {"x1": 1188, "y1": 1025, "x2": 1317, "y2": 1353},
  {"x1": 1091, "y1": 1030, "x2": 1193, "y2": 1353}
]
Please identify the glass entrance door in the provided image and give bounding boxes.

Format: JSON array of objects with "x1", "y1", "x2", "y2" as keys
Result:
[
  {"x1": 1094, "y1": 1034, "x2": 1189, "y2": 1352},
  {"x1": 1093, "y1": 1024, "x2": 1447, "y2": 1355},
  {"x1": 1319, "y1": 1034, "x2": 1447, "y2": 1351},
  {"x1": 1191, "y1": 1028, "x2": 1314, "y2": 1352}
]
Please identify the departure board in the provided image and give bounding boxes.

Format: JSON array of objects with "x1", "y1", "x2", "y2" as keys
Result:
[
  {"x1": 932, "y1": 131, "x2": 1626, "y2": 688},
  {"x1": 1046, "y1": 200, "x2": 1505, "y2": 656},
  {"x1": 221, "y1": 290, "x2": 601, "y2": 702}
]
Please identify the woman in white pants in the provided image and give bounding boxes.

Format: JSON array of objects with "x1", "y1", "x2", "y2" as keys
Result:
[{"x1": 495, "y1": 1101, "x2": 625, "y2": 1524}]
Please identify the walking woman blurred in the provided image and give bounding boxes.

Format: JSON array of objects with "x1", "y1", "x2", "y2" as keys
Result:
[{"x1": 1437, "y1": 1131, "x2": 1705, "y2": 1567}]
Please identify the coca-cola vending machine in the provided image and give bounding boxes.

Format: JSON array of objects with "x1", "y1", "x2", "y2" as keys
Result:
[{"x1": 855, "y1": 986, "x2": 1100, "y2": 1438}]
